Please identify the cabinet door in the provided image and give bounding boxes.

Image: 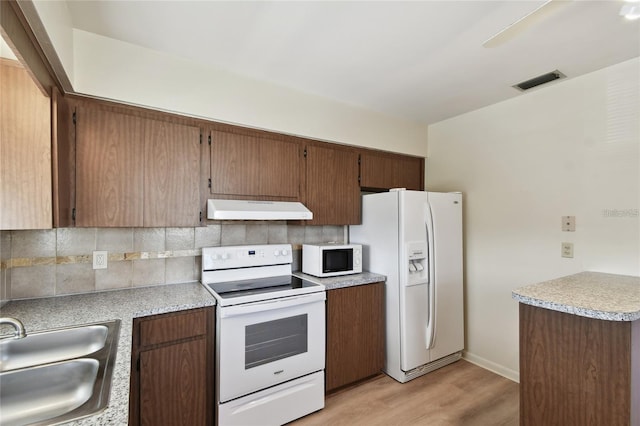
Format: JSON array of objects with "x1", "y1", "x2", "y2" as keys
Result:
[
  {"x1": 359, "y1": 152, "x2": 395, "y2": 190},
  {"x1": 139, "y1": 338, "x2": 208, "y2": 426},
  {"x1": 305, "y1": 145, "x2": 360, "y2": 225},
  {"x1": 130, "y1": 307, "x2": 214, "y2": 426},
  {"x1": 396, "y1": 156, "x2": 424, "y2": 191},
  {"x1": 0, "y1": 60, "x2": 52, "y2": 229},
  {"x1": 75, "y1": 107, "x2": 144, "y2": 227},
  {"x1": 144, "y1": 120, "x2": 200, "y2": 226},
  {"x1": 210, "y1": 130, "x2": 301, "y2": 200},
  {"x1": 360, "y1": 151, "x2": 423, "y2": 191},
  {"x1": 326, "y1": 282, "x2": 385, "y2": 392}
]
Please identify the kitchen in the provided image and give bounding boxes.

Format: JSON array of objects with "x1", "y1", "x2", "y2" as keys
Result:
[{"x1": 1, "y1": 1, "x2": 639, "y2": 425}]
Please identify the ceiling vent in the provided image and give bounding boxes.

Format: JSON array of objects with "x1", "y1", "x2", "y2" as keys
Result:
[{"x1": 513, "y1": 70, "x2": 566, "y2": 91}]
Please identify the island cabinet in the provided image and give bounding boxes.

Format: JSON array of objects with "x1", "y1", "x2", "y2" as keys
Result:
[
  {"x1": 129, "y1": 307, "x2": 215, "y2": 426},
  {"x1": 520, "y1": 304, "x2": 638, "y2": 426},
  {"x1": 359, "y1": 149, "x2": 424, "y2": 191},
  {"x1": 74, "y1": 106, "x2": 201, "y2": 227},
  {"x1": 325, "y1": 282, "x2": 385, "y2": 393},
  {"x1": 0, "y1": 59, "x2": 52, "y2": 230},
  {"x1": 208, "y1": 129, "x2": 302, "y2": 200},
  {"x1": 304, "y1": 143, "x2": 361, "y2": 225},
  {"x1": 514, "y1": 272, "x2": 640, "y2": 426}
]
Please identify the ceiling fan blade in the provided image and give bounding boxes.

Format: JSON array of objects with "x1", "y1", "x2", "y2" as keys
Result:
[{"x1": 483, "y1": 0, "x2": 569, "y2": 48}]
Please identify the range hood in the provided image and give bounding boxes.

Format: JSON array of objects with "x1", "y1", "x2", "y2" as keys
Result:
[{"x1": 207, "y1": 199, "x2": 313, "y2": 221}]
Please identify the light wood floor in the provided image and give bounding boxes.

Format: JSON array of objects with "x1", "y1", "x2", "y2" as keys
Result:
[{"x1": 291, "y1": 360, "x2": 519, "y2": 426}]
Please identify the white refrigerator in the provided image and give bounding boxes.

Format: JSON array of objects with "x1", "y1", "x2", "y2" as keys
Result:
[{"x1": 349, "y1": 190, "x2": 464, "y2": 383}]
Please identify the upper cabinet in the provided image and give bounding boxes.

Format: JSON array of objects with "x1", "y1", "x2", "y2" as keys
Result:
[
  {"x1": 57, "y1": 95, "x2": 425, "y2": 228},
  {"x1": 360, "y1": 149, "x2": 424, "y2": 191},
  {"x1": 0, "y1": 59, "x2": 52, "y2": 230},
  {"x1": 143, "y1": 120, "x2": 200, "y2": 227},
  {"x1": 209, "y1": 130, "x2": 302, "y2": 200},
  {"x1": 75, "y1": 107, "x2": 144, "y2": 227},
  {"x1": 304, "y1": 144, "x2": 360, "y2": 225},
  {"x1": 75, "y1": 106, "x2": 200, "y2": 227}
]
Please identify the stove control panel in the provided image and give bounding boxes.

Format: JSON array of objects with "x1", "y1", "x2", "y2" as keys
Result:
[{"x1": 202, "y1": 244, "x2": 293, "y2": 271}]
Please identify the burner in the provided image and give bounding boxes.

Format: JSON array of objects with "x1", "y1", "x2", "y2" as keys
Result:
[
  {"x1": 201, "y1": 244, "x2": 325, "y2": 306},
  {"x1": 206, "y1": 275, "x2": 321, "y2": 300}
]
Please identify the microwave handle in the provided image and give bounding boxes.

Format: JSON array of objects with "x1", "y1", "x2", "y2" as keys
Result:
[{"x1": 219, "y1": 292, "x2": 326, "y2": 318}]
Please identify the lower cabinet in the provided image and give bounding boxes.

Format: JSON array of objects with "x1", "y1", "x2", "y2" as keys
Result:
[
  {"x1": 520, "y1": 303, "x2": 637, "y2": 425},
  {"x1": 325, "y1": 282, "x2": 385, "y2": 393},
  {"x1": 129, "y1": 307, "x2": 215, "y2": 426}
]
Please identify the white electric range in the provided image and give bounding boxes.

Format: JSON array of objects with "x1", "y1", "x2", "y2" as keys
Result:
[{"x1": 201, "y1": 244, "x2": 325, "y2": 426}]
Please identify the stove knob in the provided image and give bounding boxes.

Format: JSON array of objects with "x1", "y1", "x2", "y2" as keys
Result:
[
  {"x1": 211, "y1": 254, "x2": 219, "y2": 260},
  {"x1": 273, "y1": 249, "x2": 280, "y2": 257},
  {"x1": 281, "y1": 248, "x2": 289, "y2": 256},
  {"x1": 222, "y1": 253, "x2": 229, "y2": 260}
]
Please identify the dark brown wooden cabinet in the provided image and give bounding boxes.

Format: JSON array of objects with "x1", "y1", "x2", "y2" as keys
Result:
[
  {"x1": 519, "y1": 303, "x2": 638, "y2": 426},
  {"x1": 1, "y1": 59, "x2": 52, "y2": 230},
  {"x1": 209, "y1": 130, "x2": 302, "y2": 201},
  {"x1": 62, "y1": 93, "x2": 427, "y2": 228},
  {"x1": 76, "y1": 107, "x2": 144, "y2": 227},
  {"x1": 325, "y1": 282, "x2": 385, "y2": 393},
  {"x1": 129, "y1": 307, "x2": 214, "y2": 426},
  {"x1": 304, "y1": 144, "x2": 361, "y2": 225},
  {"x1": 144, "y1": 119, "x2": 200, "y2": 226},
  {"x1": 74, "y1": 107, "x2": 200, "y2": 227},
  {"x1": 360, "y1": 149, "x2": 424, "y2": 191}
]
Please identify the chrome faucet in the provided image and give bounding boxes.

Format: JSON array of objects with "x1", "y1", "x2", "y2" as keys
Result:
[{"x1": 0, "y1": 317, "x2": 27, "y2": 339}]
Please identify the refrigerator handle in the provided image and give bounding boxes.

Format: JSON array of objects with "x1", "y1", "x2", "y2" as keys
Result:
[{"x1": 425, "y1": 201, "x2": 436, "y2": 350}]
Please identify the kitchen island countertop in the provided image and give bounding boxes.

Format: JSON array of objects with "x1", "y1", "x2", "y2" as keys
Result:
[
  {"x1": 0, "y1": 282, "x2": 215, "y2": 426},
  {"x1": 293, "y1": 271, "x2": 386, "y2": 290},
  {"x1": 512, "y1": 271, "x2": 640, "y2": 321}
]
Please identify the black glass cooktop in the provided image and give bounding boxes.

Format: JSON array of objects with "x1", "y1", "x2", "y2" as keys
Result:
[{"x1": 206, "y1": 275, "x2": 320, "y2": 299}]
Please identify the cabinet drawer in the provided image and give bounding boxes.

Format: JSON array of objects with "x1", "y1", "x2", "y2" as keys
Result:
[{"x1": 139, "y1": 309, "x2": 208, "y2": 347}]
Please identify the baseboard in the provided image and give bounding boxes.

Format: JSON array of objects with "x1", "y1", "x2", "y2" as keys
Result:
[{"x1": 462, "y1": 351, "x2": 520, "y2": 383}]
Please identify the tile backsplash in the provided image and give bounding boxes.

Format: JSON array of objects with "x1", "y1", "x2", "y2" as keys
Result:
[{"x1": 0, "y1": 224, "x2": 345, "y2": 301}]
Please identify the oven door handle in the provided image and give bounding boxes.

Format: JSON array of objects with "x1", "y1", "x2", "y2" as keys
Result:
[{"x1": 219, "y1": 292, "x2": 326, "y2": 318}]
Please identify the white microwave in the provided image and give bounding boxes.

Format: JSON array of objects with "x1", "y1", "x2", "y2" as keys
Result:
[{"x1": 302, "y1": 243, "x2": 362, "y2": 278}]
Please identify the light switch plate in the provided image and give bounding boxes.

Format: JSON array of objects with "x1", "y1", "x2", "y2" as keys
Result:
[
  {"x1": 561, "y1": 242, "x2": 574, "y2": 258},
  {"x1": 562, "y1": 216, "x2": 575, "y2": 232},
  {"x1": 93, "y1": 251, "x2": 108, "y2": 269}
]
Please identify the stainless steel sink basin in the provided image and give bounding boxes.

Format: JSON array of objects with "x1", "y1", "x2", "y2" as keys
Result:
[
  {"x1": 0, "y1": 324, "x2": 109, "y2": 372},
  {"x1": 0, "y1": 359, "x2": 99, "y2": 426},
  {"x1": 0, "y1": 320, "x2": 120, "y2": 426}
]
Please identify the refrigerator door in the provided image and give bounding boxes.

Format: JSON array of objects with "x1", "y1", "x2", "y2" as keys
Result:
[
  {"x1": 398, "y1": 191, "x2": 431, "y2": 371},
  {"x1": 427, "y1": 192, "x2": 464, "y2": 361}
]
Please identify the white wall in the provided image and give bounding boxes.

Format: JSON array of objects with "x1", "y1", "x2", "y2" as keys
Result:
[
  {"x1": 426, "y1": 57, "x2": 640, "y2": 381},
  {"x1": 68, "y1": 29, "x2": 428, "y2": 157},
  {"x1": 30, "y1": 0, "x2": 429, "y2": 154}
]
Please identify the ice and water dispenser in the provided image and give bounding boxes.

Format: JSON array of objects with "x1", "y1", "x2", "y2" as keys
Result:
[{"x1": 406, "y1": 241, "x2": 428, "y2": 285}]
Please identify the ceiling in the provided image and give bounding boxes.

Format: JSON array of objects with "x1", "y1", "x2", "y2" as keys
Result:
[{"x1": 64, "y1": 0, "x2": 640, "y2": 125}]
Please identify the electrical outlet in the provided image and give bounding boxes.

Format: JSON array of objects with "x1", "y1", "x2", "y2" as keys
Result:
[
  {"x1": 93, "y1": 251, "x2": 108, "y2": 269},
  {"x1": 562, "y1": 216, "x2": 575, "y2": 232},
  {"x1": 561, "y1": 242, "x2": 574, "y2": 258}
]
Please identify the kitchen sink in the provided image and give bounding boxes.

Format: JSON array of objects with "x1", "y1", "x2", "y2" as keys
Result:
[
  {"x1": 0, "y1": 359, "x2": 99, "y2": 426},
  {"x1": 0, "y1": 324, "x2": 109, "y2": 372},
  {"x1": 0, "y1": 320, "x2": 120, "y2": 426}
]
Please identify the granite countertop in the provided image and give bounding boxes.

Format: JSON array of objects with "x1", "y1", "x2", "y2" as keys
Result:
[
  {"x1": 293, "y1": 271, "x2": 386, "y2": 290},
  {"x1": 512, "y1": 271, "x2": 640, "y2": 321},
  {"x1": 0, "y1": 282, "x2": 215, "y2": 425}
]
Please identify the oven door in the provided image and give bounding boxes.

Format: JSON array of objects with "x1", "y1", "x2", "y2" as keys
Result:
[{"x1": 217, "y1": 291, "x2": 326, "y2": 403}]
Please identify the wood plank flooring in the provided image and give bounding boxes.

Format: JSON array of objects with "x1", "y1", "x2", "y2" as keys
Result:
[{"x1": 291, "y1": 360, "x2": 519, "y2": 426}]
